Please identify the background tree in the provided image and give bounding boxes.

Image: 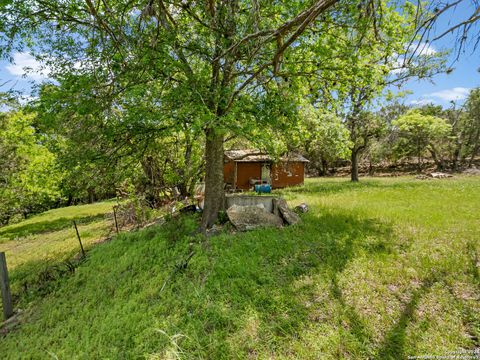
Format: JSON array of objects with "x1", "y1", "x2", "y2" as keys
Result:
[
  {"x1": 35, "y1": 82, "x2": 204, "y2": 205},
  {"x1": 366, "y1": 101, "x2": 411, "y2": 171},
  {"x1": 462, "y1": 88, "x2": 480, "y2": 167},
  {"x1": 346, "y1": 111, "x2": 386, "y2": 180},
  {"x1": 0, "y1": 109, "x2": 62, "y2": 224},
  {"x1": 292, "y1": 0, "x2": 447, "y2": 181},
  {"x1": 393, "y1": 109, "x2": 452, "y2": 170},
  {"x1": 300, "y1": 107, "x2": 351, "y2": 176}
]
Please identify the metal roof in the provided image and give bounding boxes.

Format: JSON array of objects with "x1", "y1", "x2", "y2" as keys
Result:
[{"x1": 224, "y1": 149, "x2": 309, "y2": 163}]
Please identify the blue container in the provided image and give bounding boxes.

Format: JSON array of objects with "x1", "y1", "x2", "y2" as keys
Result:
[{"x1": 255, "y1": 184, "x2": 271, "y2": 194}]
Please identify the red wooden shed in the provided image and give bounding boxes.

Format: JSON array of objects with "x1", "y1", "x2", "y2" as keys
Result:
[{"x1": 224, "y1": 150, "x2": 309, "y2": 191}]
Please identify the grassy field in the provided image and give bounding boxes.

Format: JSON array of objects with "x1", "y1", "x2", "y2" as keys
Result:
[
  {"x1": 1, "y1": 176, "x2": 479, "y2": 359},
  {"x1": 0, "y1": 201, "x2": 116, "y2": 308}
]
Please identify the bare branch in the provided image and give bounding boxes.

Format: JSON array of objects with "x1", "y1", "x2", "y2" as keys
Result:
[{"x1": 433, "y1": 7, "x2": 480, "y2": 41}]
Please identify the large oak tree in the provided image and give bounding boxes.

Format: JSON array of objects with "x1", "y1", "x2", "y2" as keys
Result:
[{"x1": 2, "y1": 0, "x2": 356, "y2": 228}]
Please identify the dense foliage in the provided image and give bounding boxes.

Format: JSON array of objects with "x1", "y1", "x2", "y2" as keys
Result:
[{"x1": 0, "y1": 109, "x2": 62, "y2": 224}]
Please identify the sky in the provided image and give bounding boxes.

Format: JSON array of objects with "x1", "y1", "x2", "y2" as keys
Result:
[
  {"x1": 398, "y1": 1, "x2": 480, "y2": 108},
  {"x1": 0, "y1": 2, "x2": 478, "y2": 109}
]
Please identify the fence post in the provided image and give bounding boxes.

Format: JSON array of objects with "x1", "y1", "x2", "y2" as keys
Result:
[
  {"x1": 0, "y1": 252, "x2": 13, "y2": 320},
  {"x1": 113, "y1": 206, "x2": 119, "y2": 234},
  {"x1": 73, "y1": 221, "x2": 86, "y2": 258}
]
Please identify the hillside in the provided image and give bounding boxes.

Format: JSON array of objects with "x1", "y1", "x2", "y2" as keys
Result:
[
  {"x1": 0, "y1": 201, "x2": 118, "y2": 311},
  {"x1": 1, "y1": 177, "x2": 479, "y2": 359}
]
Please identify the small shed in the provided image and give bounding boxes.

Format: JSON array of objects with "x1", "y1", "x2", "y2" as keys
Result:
[{"x1": 224, "y1": 150, "x2": 309, "y2": 191}]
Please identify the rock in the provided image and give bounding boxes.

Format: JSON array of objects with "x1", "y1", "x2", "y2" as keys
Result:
[
  {"x1": 429, "y1": 172, "x2": 453, "y2": 179},
  {"x1": 417, "y1": 172, "x2": 453, "y2": 180},
  {"x1": 273, "y1": 198, "x2": 301, "y2": 225},
  {"x1": 226, "y1": 204, "x2": 283, "y2": 231},
  {"x1": 272, "y1": 198, "x2": 282, "y2": 217},
  {"x1": 272, "y1": 198, "x2": 287, "y2": 217},
  {"x1": 295, "y1": 203, "x2": 309, "y2": 213},
  {"x1": 463, "y1": 167, "x2": 480, "y2": 176},
  {"x1": 279, "y1": 206, "x2": 301, "y2": 225},
  {"x1": 415, "y1": 175, "x2": 430, "y2": 180}
]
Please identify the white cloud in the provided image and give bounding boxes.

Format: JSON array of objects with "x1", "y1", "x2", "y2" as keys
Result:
[
  {"x1": 410, "y1": 99, "x2": 434, "y2": 106},
  {"x1": 390, "y1": 57, "x2": 407, "y2": 75},
  {"x1": 6, "y1": 52, "x2": 51, "y2": 81},
  {"x1": 409, "y1": 87, "x2": 471, "y2": 106},
  {"x1": 417, "y1": 42, "x2": 437, "y2": 56},
  {"x1": 428, "y1": 87, "x2": 471, "y2": 102},
  {"x1": 389, "y1": 43, "x2": 437, "y2": 75}
]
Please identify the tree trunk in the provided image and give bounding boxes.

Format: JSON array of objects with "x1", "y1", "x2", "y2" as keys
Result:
[
  {"x1": 428, "y1": 148, "x2": 439, "y2": 170},
  {"x1": 428, "y1": 145, "x2": 443, "y2": 171},
  {"x1": 452, "y1": 138, "x2": 462, "y2": 171},
  {"x1": 201, "y1": 128, "x2": 225, "y2": 230},
  {"x1": 469, "y1": 144, "x2": 479, "y2": 167},
  {"x1": 368, "y1": 158, "x2": 374, "y2": 176},
  {"x1": 468, "y1": 129, "x2": 479, "y2": 167},
  {"x1": 351, "y1": 149, "x2": 359, "y2": 182},
  {"x1": 87, "y1": 187, "x2": 96, "y2": 204},
  {"x1": 178, "y1": 138, "x2": 193, "y2": 197},
  {"x1": 321, "y1": 158, "x2": 328, "y2": 176},
  {"x1": 452, "y1": 148, "x2": 459, "y2": 171}
]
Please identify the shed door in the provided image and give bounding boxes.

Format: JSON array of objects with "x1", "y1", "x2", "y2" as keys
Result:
[{"x1": 236, "y1": 162, "x2": 261, "y2": 190}]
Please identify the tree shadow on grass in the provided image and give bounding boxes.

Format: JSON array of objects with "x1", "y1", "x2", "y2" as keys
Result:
[
  {"x1": 376, "y1": 277, "x2": 436, "y2": 360},
  {"x1": 0, "y1": 214, "x2": 106, "y2": 241},
  {"x1": 330, "y1": 277, "x2": 375, "y2": 356},
  {"x1": 1, "y1": 211, "x2": 403, "y2": 358},
  {"x1": 166, "y1": 210, "x2": 399, "y2": 358}
]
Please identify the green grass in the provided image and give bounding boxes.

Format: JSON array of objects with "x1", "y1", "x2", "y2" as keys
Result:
[
  {"x1": 1, "y1": 177, "x2": 479, "y2": 359},
  {"x1": 0, "y1": 201, "x2": 116, "y2": 309},
  {"x1": 0, "y1": 201, "x2": 116, "y2": 242}
]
